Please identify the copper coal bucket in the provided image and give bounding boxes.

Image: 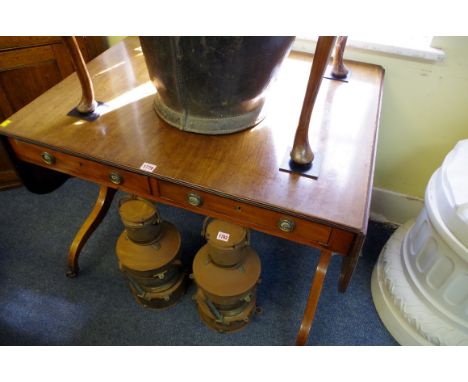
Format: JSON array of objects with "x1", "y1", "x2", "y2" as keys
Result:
[{"x1": 139, "y1": 36, "x2": 295, "y2": 134}]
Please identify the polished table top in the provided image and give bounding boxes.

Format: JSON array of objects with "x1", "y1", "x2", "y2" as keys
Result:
[{"x1": 0, "y1": 37, "x2": 384, "y2": 234}]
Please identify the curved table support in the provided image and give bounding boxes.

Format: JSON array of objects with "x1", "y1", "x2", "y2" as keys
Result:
[
  {"x1": 66, "y1": 185, "x2": 117, "y2": 277},
  {"x1": 296, "y1": 249, "x2": 333, "y2": 346}
]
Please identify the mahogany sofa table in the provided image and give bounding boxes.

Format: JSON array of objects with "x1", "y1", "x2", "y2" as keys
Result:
[{"x1": 0, "y1": 37, "x2": 384, "y2": 345}]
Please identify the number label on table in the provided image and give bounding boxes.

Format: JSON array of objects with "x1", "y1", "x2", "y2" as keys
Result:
[
  {"x1": 216, "y1": 231, "x2": 230, "y2": 242},
  {"x1": 139, "y1": 162, "x2": 157, "y2": 172}
]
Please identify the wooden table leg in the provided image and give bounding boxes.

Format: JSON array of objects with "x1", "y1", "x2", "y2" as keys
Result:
[
  {"x1": 66, "y1": 185, "x2": 117, "y2": 278},
  {"x1": 61, "y1": 36, "x2": 97, "y2": 114},
  {"x1": 290, "y1": 36, "x2": 336, "y2": 166},
  {"x1": 338, "y1": 233, "x2": 364, "y2": 293},
  {"x1": 296, "y1": 249, "x2": 332, "y2": 346}
]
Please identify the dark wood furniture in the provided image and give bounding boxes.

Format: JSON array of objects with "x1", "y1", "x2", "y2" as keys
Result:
[
  {"x1": 0, "y1": 37, "x2": 384, "y2": 345},
  {"x1": 0, "y1": 36, "x2": 108, "y2": 189}
]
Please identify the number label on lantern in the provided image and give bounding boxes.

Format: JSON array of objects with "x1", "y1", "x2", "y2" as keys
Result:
[
  {"x1": 216, "y1": 231, "x2": 230, "y2": 242},
  {"x1": 139, "y1": 162, "x2": 157, "y2": 172}
]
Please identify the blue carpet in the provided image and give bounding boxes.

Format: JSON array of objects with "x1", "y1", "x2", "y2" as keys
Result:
[{"x1": 0, "y1": 177, "x2": 398, "y2": 345}]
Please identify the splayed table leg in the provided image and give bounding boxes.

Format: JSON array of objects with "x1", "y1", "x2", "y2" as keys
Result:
[
  {"x1": 66, "y1": 185, "x2": 117, "y2": 277},
  {"x1": 296, "y1": 249, "x2": 332, "y2": 345}
]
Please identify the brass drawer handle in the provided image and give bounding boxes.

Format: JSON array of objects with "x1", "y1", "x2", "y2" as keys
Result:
[
  {"x1": 109, "y1": 172, "x2": 123, "y2": 185},
  {"x1": 41, "y1": 152, "x2": 55, "y2": 165},
  {"x1": 278, "y1": 218, "x2": 295, "y2": 233},
  {"x1": 187, "y1": 192, "x2": 203, "y2": 207}
]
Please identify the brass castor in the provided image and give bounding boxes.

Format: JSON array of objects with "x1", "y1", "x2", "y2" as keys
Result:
[{"x1": 66, "y1": 268, "x2": 79, "y2": 278}]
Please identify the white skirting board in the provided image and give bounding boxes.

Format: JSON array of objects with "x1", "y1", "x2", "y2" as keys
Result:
[{"x1": 370, "y1": 187, "x2": 424, "y2": 226}]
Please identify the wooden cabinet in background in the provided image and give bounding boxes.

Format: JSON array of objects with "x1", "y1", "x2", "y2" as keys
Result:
[{"x1": 0, "y1": 36, "x2": 108, "y2": 190}]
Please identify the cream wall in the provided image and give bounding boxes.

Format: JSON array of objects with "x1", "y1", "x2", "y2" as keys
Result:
[
  {"x1": 107, "y1": 36, "x2": 126, "y2": 46},
  {"x1": 344, "y1": 37, "x2": 468, "y2": 198},
  {"x1": 106, "y1": 36, "x2": 468, "y2": 199}
]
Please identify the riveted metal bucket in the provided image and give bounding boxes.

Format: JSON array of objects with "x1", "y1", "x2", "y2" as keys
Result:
[
  {"x1": 139, "y1": 36, "x2": 295, "y2": 135},
  {"x1": 118, "y1": 196, "x2": 162, "y2": 244},
  {"x1": 202, "y1": 218, "x2": 249, "y2": 267}
]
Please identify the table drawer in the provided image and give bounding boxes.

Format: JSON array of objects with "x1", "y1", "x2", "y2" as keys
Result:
[
  {"x1": 9, "y1": 139, "x2": 151, "y2": 196},
  {"x1": 156, "y1": 180, "x2": 331, "y2": 247}
]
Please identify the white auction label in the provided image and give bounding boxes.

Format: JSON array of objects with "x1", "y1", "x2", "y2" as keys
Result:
[
  {"x1": 216, "y1": 231, "x2": 230, "y2": 242},
  {"x1": 139, "y1": 162, "x2": 157, "y2": 172}
]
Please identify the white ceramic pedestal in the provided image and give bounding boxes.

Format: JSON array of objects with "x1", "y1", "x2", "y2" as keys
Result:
[{"x1": 371, "y1": 140, "x2": 468, "y2": 345}]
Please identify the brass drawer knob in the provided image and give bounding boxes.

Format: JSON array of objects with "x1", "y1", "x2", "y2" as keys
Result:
[
  {"x1": 41, "y1": 152, "x2": 55, "y2": 165},
  {"x1": 109, "y1": 172, "x2": 123, "y2": 185},
  {"x1": 278, "y1": 218, "x2": 295, "y2": 233},
  {"x1": 187, "y1": 192, "x2": 203, "y2": 207}
]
